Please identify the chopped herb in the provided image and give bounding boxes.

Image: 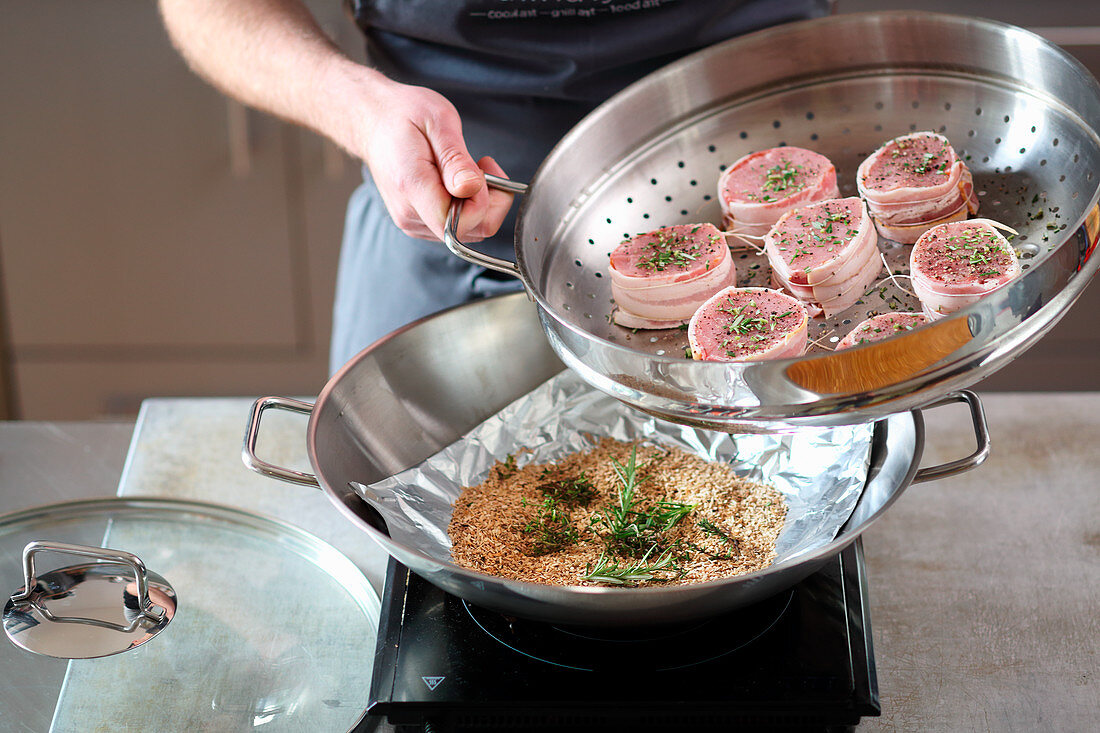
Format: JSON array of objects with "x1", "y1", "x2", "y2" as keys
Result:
[
  {"x1": 636, "y1": 228, "x2": 705, "y2": 272},
  {"x1": 761, "y1": 160, "x2": 803, "y2": 194}
]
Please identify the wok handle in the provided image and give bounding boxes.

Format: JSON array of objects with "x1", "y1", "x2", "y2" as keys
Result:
[
  {"x1": 242, "y1": 396, "x2": 320, "y2": 488},
  {"x1": 443, "y1": 173, "x2": 528, "y2": 279},
  {"x1": 912, "y1": 390, "x2": 990, "y2": 483}
]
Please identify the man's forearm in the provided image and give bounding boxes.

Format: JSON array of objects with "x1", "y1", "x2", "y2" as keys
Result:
[
  {"x1": 158, "y1": 0, "x2": 383, "y2": 155},
  {"x1": 159, "y1": 0, "x2": 510, "y2": 242}
]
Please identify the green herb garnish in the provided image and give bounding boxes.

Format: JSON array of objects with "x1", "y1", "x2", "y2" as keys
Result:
[
  {"x1": 637, "y1": 228, "x2": 703, "y2": 272},
  {"x1": 761, "y1": 160, "x2": 803, "y2": 193}
]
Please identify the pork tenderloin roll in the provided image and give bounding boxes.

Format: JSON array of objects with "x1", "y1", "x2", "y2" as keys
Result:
[
  {"x1": 857, "y1": 131, "x2": 980, "y2": 244},
  {"x1": 688, "y1": 286, "x2": 809, "y2": 362},
  {"x1": 764, "y1": 197, "x2": 882, "y2": 318},
  {"x1": 610, "y1": 223, "x2": 735, "y2": 328},
  {"x1": 835, "y1": 312, "x2": 929, "y2": 350},
  {"x1": 718, "y1": 147, "x2": 839, "y2": 238},
  {"x1": 909, "y1": 218, "x2": 1021, "y2": 320}
]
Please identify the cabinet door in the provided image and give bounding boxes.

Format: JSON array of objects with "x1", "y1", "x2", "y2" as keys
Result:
[
  {"x1": 0, "y1": 2, "x2": 354, "y2": 418},
  {"x1": 0, "y1": 1, "x2": 301, "y2": 350}
]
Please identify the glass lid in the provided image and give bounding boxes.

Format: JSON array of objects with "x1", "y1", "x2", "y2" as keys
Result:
[{"x1": 0, "y1": 498, "x2": 380, "y2": 733}]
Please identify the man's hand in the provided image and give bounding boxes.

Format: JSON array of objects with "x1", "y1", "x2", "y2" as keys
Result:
[{"x1": 350, "y1": 76, "x2": 514, "y2": 242}]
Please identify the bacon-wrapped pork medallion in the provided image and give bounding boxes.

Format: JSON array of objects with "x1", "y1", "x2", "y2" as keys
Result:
[
  {"x1": 719, "y1": 147, "x2": 839, "y2": 238},
  {"x1": 857, "y1": 131, "x2": 980, "y2": 244},
  {"x1": 835, "y1": 312, "x2": 929, "y2": 350},
  {"x1": 909, "y1": 218, "x2": 1021, "y2": 320},
  {"x1": 688, "y1": 286, "x2": 809, "y2": 362},
  {"x1": 764, "y1": 197, "x2": 882, "y2": 318},
  {"x1": 609, "y1": 223, "x2": 735, "y2": 329}
]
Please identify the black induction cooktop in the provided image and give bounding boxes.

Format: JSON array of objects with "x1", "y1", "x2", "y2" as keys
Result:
[{"x1": 365, "y1": 540, "x2": 878, "y2": 732}]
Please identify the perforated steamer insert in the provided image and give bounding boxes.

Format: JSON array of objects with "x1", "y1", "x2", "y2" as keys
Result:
[
  {"x1": 445, "y1": 12, "x2": 1100, "y2": 430},
  {"x1": 552, "y1": 79, "x2": 1061, "y2": 352}
]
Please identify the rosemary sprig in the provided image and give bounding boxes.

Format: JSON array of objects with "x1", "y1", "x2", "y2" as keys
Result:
[
  {"x1": 605, "y1": 445, "x2": 646, "y2": 533},
  {"x1": 591, "y1": 446, "x2": 696, "y2": 557},
  {"x1": 583, "y1": 546, "x2": 677, "y2": 586},
  {"x1": 652, "y1": 500, "x2": 696, "y2": 532},
  {"x1": 698, "y1": 518, "x2": 740, "y2": 555}
]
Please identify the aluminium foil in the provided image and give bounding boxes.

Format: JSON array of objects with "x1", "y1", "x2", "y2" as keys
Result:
[{"x1": 354, "y1": 370, "x2": 872, "y2": 572}]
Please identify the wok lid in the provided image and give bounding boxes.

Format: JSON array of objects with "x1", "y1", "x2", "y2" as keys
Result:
[{"x1": 0, "y1": 498, "x2": 379, "y2": 731}]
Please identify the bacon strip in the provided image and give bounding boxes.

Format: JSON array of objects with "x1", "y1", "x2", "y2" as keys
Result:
[{"x1": 612, "y1": 254, "x2": 735, "y2": 320}]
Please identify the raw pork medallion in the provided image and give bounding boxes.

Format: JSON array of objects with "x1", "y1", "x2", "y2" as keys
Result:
[
  {"x1": 609, "y1": 223, "x2": 735, "y2": 329},
  {"x1": 688, "y1": 287, "x2": 808, "y2": 362},
  {"x1": 909, "y1": 218, "x2": 1021, "y2": 320},
  {"x1": 719, "y1": 147, "x2": 840, "y2": 238},
  {"x1": 857, "y1": 131, "x2": 980, "y2": 244},
  {"x1": 836, "y1": 312, "x2": 929, "y2": 349},
  {"x1": 764, "y1": 197, "x2": 882, "y2": 318}
]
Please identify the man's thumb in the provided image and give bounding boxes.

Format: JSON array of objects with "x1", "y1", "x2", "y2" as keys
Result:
[{"x1": 438, "y1": 146, "x2": 484, "y2": 199}]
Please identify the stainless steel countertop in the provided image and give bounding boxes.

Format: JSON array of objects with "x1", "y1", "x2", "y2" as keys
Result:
[
  {"x1": 0, "y1": 420, "x2": 134, "y2": 513},
  {"x1": 0, "y1": 393, "x2": 1096, "y2": 731}
]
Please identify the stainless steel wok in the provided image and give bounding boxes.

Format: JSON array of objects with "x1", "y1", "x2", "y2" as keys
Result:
[
  {"x1": 243, "y1": 293, "x2": 988, "y2": 626},
  {"x1": 444, "y1": 11, "x2": 1100, "y2": 432}
]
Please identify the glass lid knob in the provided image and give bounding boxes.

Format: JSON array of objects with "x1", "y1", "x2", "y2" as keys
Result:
[{"x1": 3, "y1": 540, "x2": 176, "y2": 659}]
